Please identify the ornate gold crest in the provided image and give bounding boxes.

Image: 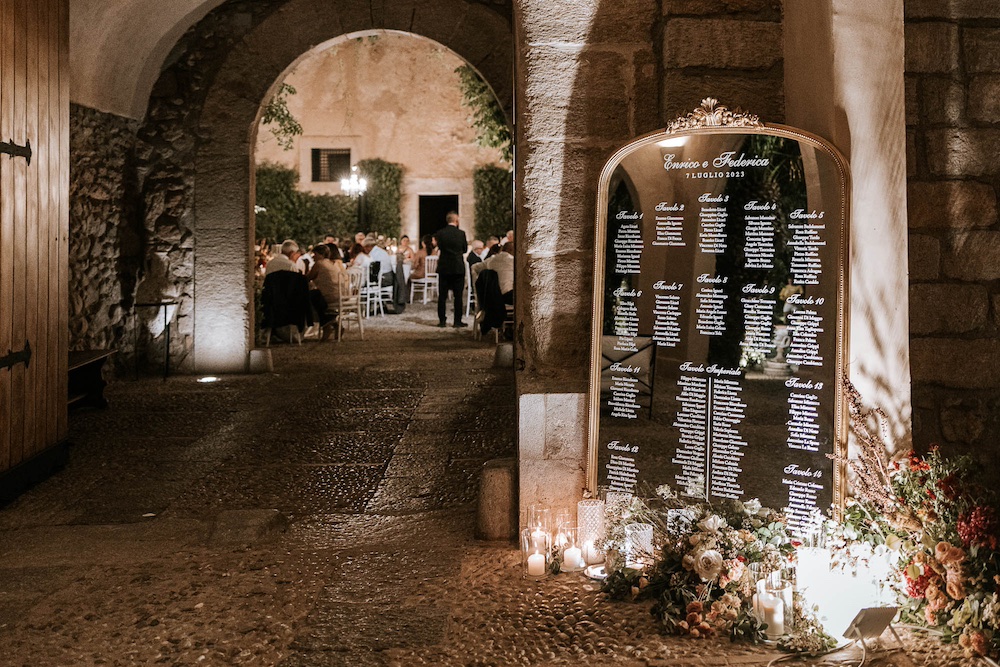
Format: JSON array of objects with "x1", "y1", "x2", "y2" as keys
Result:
[{"x1": 665, "y1": 98, "x2": 762, "y2": 134}]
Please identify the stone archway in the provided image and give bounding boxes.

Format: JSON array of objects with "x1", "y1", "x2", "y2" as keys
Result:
[{"x1": 153, "y1": 0, "x2": 512, "y2": 371}]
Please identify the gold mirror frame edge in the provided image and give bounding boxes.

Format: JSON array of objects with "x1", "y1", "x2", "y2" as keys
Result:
[{"x1": 586, "y1": 120, "x2": 852, "y2": 522}]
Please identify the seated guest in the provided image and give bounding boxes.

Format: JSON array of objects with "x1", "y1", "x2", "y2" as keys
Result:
[
  {"x1": 295, "y1": 245, "x2": 313, "y2": 274},
  {"x1": 411, "y1": 234, "x2": 435, "y2": 280},
  {"x1": 467, "y1": 240, "x2": 485, "y2": 267},
  {"x1": 265, "y1": 239, "x2": 300, "y2": 275},
  {"x1": 261, "y1": 260, "x2": 312, "y2": 341},
  {"x1": 350, "y1": 242, "x2": 370, "y2": 269},
  {"x1": 397, "y1": 235, "x2": 415, "y2": 261},
  {"x1": 305, "y1": 243, "x2": 346, "y2": 340},
  {"x1": 485, "y1": 236, "x2": 500, "y2": 253},
  {"x1": 330, "y1": 243, "x2": 345, "y2": 261},
  {"x1": 473, "y1": 241, "x2": 514, "y2": 303},
  {"x1": 365, "y1": 235, "x2": 395, "y2": 286}
]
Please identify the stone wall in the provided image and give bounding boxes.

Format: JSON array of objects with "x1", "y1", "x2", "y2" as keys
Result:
[
  {"x1": 905, "y1": 1, "x2": 1000, "y2": 476},
  {"x1": 68, "y1": 104, "x2": 140, "y2": 366},
  {"x1": 662, "y1": 0, "x2": 784, "y2": 123},
  {"x1": 133, "y1": 0, "x2": 288, "y2": 371}
]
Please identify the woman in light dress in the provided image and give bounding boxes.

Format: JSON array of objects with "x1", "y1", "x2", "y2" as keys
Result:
[{"x1": 410, "y1": 234, "x2": 436, "y2": 281}]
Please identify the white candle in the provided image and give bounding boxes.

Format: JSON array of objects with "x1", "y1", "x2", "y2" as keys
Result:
[
  {"x1": 563, "y1": 546, "x2": 583, "y2": 570},
  {"x1": 760, "y1": 593, "x2": 784, "y2": 638},
  {"x1": 531, "y1": 528, "x2": 547, "y2": 551},
  {"x1": 527, "y1": 552, "x2": 546, "y2": 576}
]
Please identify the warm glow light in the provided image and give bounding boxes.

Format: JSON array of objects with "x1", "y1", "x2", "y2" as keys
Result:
[
  {"x1": 796, "y1": 547, "x2": 891, "y2": 642},
  {"x1": 340, "y1": 165, "x2": 367, "y2": 197},
  {"x1": 657, "y1": 136, "x2": 688, "y2": 147},
  {"x1": 197, "y1": 376, "x2": 220, "y2": 383}
]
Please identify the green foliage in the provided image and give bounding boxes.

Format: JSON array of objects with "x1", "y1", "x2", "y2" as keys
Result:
[
  {"x1": 255, "y1": 162, "x2": 356, "y2": 245},
  {"x1": 473, "y1": 164, "x2": 513, "y2": 241},
  {"x1": 357, "y1": 158, "x2": 404, "y2": 238},
  {"x1": 261, "y1": 83, "x2": 303, "y2": 151},
  {"x1": 455, "y1": 65, "x2": 512, "y2": 164}
]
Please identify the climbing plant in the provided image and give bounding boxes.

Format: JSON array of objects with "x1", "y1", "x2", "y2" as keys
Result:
[
  {"x1": 455, "y1": 65, "x2": 512, "y2": 164},
  {"x1": 356, "y1": 158, "x2": 404, "y2": 238},
  {"x1": 255, "y1": 162, "x2": 355, "y2": 244},
  {"x1": 260, "y1": 83, "x2": 303, "y2": 151},
  {"x1": 473, "y1": 164, "x2": 513, "y2": 241}
]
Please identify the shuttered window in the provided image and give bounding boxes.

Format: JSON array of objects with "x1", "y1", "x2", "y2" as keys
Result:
[{"x1": 310, "y1": 148, "x2": 351, "y2": 182}]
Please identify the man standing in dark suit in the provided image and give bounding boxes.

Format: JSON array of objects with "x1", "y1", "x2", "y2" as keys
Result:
[{"x1": 434, "y1": 211, "x2": 468, "y2": 327}]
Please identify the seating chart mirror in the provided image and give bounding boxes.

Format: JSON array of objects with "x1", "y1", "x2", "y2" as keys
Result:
[{"x1": 587, "y1": 99, "x2": 852, "y2": 532}]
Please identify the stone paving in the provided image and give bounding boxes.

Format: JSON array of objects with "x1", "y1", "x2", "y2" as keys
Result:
[{"x1": 0, "y1": 305, "x2": 973, "y2": 666}]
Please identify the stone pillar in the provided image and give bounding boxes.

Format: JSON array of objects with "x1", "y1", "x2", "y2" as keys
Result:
[
  {"x1": 191, "y1": 151, "x2": 254, "y2": 373},
  {"x1": 513, "y1": 0, "x2": 658, "y2": 520},
  {"x1": 784, "y1": 0, "x2": 913, "y2": 448}
]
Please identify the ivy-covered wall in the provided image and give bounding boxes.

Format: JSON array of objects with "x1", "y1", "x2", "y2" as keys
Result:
[{"x1": 473, "y1": 165, "x2": 513, "y2": 241}]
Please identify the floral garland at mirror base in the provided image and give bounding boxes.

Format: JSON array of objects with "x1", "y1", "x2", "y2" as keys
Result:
[
  {"x1": 600, "y1": 493, "x2": 837, "y2": 656},
  {"x1": 597, "y1": 380, "x2": 999, "y2": 660}
]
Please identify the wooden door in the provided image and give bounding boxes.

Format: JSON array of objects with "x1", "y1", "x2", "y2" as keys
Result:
[{"x1": 0, "y1": 0, "x2": 68, "y2": 482}]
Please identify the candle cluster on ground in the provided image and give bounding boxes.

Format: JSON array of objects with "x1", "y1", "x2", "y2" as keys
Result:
[
  {"x1": 518, "y1": 494, "x2": 889, "y2": 647},
  {"x1": 522, "y1": 499, "x2": 626, "y2": 578}
]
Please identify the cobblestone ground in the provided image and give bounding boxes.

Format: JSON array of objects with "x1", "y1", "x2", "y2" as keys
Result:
[{"x1": 0, "y1": 305, "x2": 971, "y2": 666}]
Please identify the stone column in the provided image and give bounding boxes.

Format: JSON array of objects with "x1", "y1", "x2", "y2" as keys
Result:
[
  {"x1": 513, "y1": 0, "x2": 658, "y2": 519},
  {"x1": 784, "y1": 0, "x2": 913, "y2": 448}
]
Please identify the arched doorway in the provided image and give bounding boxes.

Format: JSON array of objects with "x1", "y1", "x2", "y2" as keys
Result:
[{"x1": 135, "y1": 0, "x2": 513, "y2": 372}]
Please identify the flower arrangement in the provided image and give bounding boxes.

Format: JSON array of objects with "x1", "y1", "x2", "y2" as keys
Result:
[
  {"x1": 828, "y1": 378, "x2": 1000, "y2": 659},
  {"x1": 595, "y1": 378, "x2": 999, "y2": 660},
  {"x1": 601, "y1": 488, "x2": 803, "y2": 643}
]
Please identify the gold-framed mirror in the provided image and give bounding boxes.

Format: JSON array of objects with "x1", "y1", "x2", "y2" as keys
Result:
[{"x1": 587, "y1": 99, "x2": 851, "y2": 531}]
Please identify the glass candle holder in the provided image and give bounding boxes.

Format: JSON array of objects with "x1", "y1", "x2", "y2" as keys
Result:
[
  {"x1": 604, "y1": 490, "x2": 633, "y2": 516},
  {"x1": 559, "y1": 525, "x2": 585, "y2": 572},
  {"x1": 527, "y1": 505, "x2": 552, "y2": 535},
  {"x1": 577, "y1": 499, "x2": 606, "y2": 565},
  {"x1": 624, "y1": 522, "x2": 654, "y2": 566},
  {"x1": 752, "y1": 572, "x2": 792, "y2": 638},
  {"x1": 521, "y1": 527, "x2": 550, "y2": 578},
  {"x1": 553, "y1": 508, "x2": 572, "y2": 549}
]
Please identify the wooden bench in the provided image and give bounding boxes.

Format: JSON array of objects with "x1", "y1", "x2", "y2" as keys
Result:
[{"x1": 68, "y1": 349, "x2": 115, "y2": 411}]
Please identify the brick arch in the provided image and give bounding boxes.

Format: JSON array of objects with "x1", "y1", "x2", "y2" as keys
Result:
[{"x1": 188, "y1": 0, "x2": 512, "y2": 370}]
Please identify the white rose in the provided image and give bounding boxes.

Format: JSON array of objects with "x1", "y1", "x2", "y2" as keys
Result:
[
  {"x1": 693, "y1": 549, "x2": 724, "y2": 582},
  {"x1": 743, "y1": 499, "x2": 762, "y2": 516},
  {"x1": 697, "y1": 515, "x2": 726, "y2": 534}
]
